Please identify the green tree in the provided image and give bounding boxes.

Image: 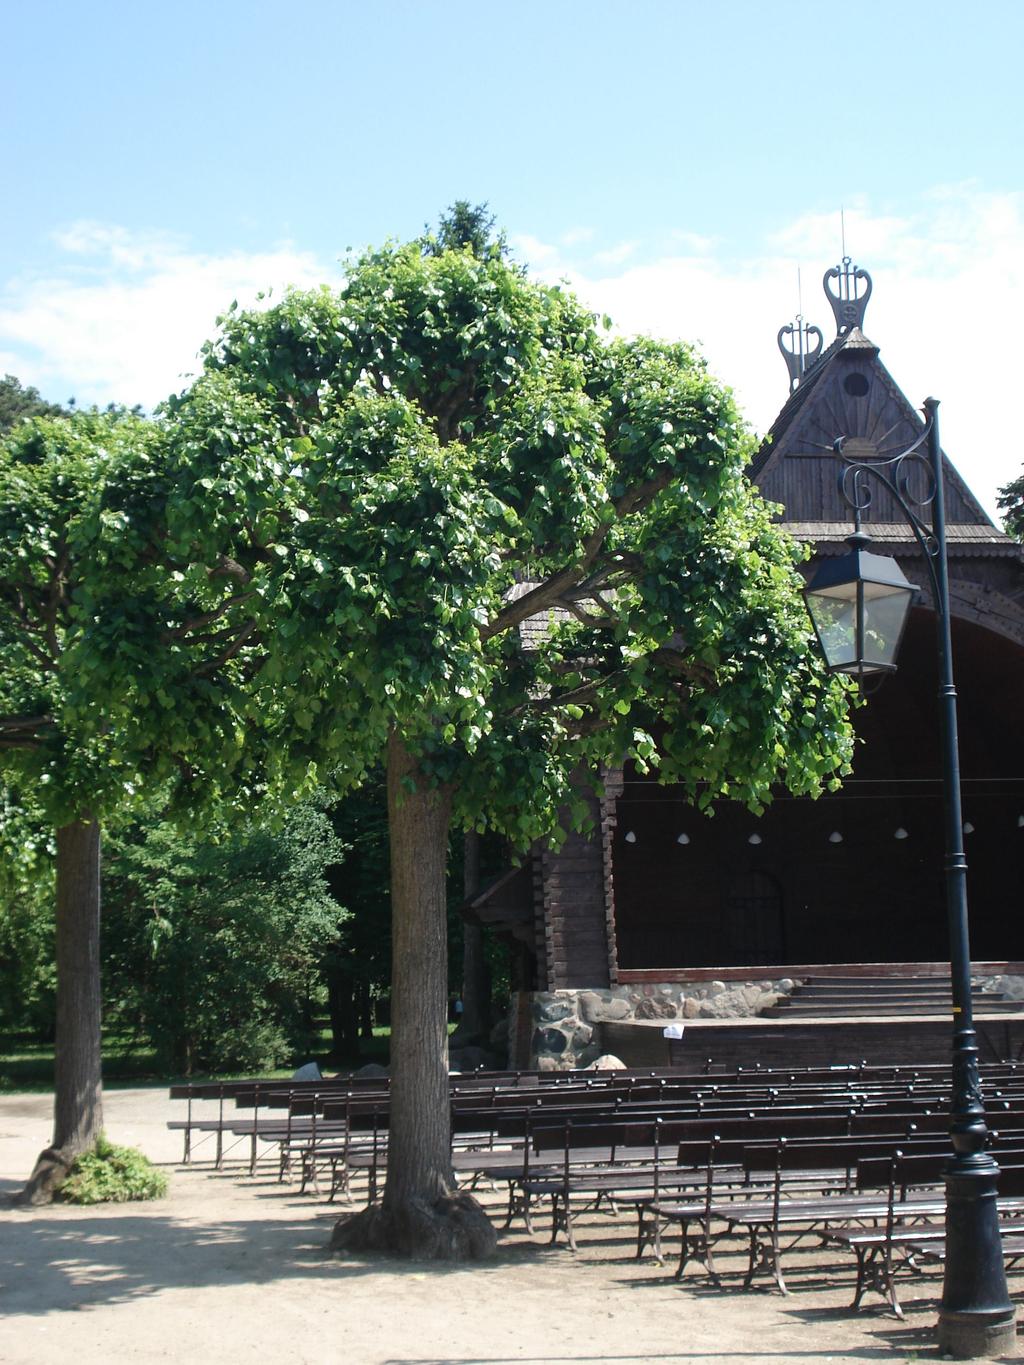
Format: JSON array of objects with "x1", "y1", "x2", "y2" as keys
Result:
[
  {"x1": 422, "y1": 200, "x2": 505, "y2": 259},
  {"x1": 322, "y1": 772, "x2": 391, "y2": 1061},
  {"x1": 0, "y1": 788, "x2": 56, "y2": 1039},
  {"x1": 0, "y1": 409, "x2": 164, "y2": 1200},
  {"x1": 102, "y1": 800, "x2": 345, "y2": 1074},
  {"x1": 85, "y1": 233, "x2": 853, "y2": 1256},
  {"x1": 0, "y1": 375, "x2": 64, "y2": 434},
  {"x1": 998, "y1": 472, "x2": 1024, "y2": 541}
]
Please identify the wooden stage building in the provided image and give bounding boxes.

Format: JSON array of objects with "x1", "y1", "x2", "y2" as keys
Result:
[{"x1": 469, "y1": 259, "x2": 1024, "y2": 1071}]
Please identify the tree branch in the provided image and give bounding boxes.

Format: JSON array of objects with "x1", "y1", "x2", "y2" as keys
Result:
[
  {"x1": 0, "y1": 714, "x2": 55, "y2": 748},
  {"x1": 209, "y1": 555, "x2": 253, "y2": 584},
  {"x1": 162, "y1": 590, "x2": 258, "y2": 641},
  {"x1": 482, "y1": 470, "x2": 677, "y2": 642},
  {"x1": 192, "y1": 619, "x2": 259, "y2": 677},
  {"x1": 3, "y1": 623, "x2": 58, "y2": 672}
]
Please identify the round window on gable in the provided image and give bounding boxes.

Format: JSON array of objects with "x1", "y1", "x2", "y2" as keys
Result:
[{"x1": 843, "y1": 372, "x2": 870, "y2": 398}]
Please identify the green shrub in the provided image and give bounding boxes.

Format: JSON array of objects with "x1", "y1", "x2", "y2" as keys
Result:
[
  {"x1": 59, "y1": 1135, "x2": 168, "y2": 1205},
  {"x1": 102, "y1": 802, "x2": 346, "y2": 1074}
]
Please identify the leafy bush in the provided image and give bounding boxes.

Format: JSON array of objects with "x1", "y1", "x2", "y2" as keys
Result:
[
  {"x1": 102, "y1": 800, "x2": 347, "y2": 1074},
  {"x1": 59, "y1": 1135, "x2": 168, "y2": 1204}
]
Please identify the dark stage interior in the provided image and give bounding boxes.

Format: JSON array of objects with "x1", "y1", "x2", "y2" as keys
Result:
[{"x1": 613, "y1": 611, "x2": 1024, "y2": 970}]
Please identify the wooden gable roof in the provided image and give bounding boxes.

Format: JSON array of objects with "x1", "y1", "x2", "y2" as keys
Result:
[{"x1": 751, "y1": 324, "x2": 1004, "y2": 544}]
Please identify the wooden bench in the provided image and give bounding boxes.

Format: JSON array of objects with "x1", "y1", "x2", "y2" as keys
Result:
[
  {"x1": 710, "y1": 1139, "x2": 1024, "y2": 1298},
  {"x1": 827, "y1": 1153, "x2": 1024, "y2": 1317}
]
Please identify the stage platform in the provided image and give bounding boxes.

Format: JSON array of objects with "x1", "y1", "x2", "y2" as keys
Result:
[
  {"x1": 598, "y1": 1009, "x2": 1024, "y2": 1073},
  {"x1": 598, "y1": 966, "x2": 1024, "y2": 1081}
]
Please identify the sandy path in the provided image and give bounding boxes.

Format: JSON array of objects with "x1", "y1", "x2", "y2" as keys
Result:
[{"x1": 1, "y1": 1088, "x2": 1019, "y2": 1364}]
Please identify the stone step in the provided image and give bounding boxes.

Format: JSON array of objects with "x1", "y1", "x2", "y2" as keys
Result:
[
  {"x1": 792, "y1": 990, "x2": 1002, "y2": 1004},
  {"x1": 800, "y1": 977, "x2": 956, "y2": 989},
  {"x1": 763, "y1": 1000, "x2": 1024, "y2": 1017}
]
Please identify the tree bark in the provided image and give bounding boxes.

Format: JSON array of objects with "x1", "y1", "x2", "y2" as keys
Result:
[
  {"x1": 457, "y1": 831, "x2": 490, "y2": 1044},
  {"x1": 19, "y1": 816, "x2": 104, "y2": 1205},
  {"x1": 327, "y1": 974, "x2": 358, "y2": 1061},
  {"x1": 331, "y1": 732, "x2": 496, "y2": 1259},
  {"x1": 357, "y1": 978, "x2": 374, "y2": 1043}
]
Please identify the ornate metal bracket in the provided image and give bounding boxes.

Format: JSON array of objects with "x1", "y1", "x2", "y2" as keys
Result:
[{"x1": 834, "y1": 402, "x2": 941, "y2": 604}]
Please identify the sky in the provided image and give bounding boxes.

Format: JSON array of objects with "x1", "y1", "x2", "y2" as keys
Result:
[{"x1": 3, "y1": 0, "x2": 1022, "y2": 518}]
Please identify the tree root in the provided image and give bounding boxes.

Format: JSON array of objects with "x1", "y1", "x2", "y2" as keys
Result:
[
  {"x1": 330, "y1": 1191, "x2": 498, "y2": 1261},
  {"x1": 15, "y1": 1146, "x2": 73, "y2": 1207}
]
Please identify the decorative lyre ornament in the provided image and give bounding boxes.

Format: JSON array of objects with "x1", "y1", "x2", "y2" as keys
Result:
[
  {"x1": 823, "y1": 257, "x2": 872, "y2": 334},
  {"x1": 777, "y1": 315, "x2": 824, "y2": 393}
]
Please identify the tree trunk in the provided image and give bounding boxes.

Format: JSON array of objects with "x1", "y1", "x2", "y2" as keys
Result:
[
  {"x1": 327, "y1": 973, "x2": 358, "y2": 1061},
  {"x1": 331, "y1": 732, "x2": 496, "y2": 1259},
  {"x1": 20, "y1": 816, "x2": 104, "y2": 1205},
  {"x1": 456, "y1": 831, "x2": 491, "y2": 1044},
  {"x1": 357, "y1": 978, "x2": 374, "y2": 1043}
]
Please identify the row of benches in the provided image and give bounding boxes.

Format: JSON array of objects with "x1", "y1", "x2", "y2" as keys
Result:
[{"x1": 166, "y1": 1060, "x2": 1024, "y2": 1314}]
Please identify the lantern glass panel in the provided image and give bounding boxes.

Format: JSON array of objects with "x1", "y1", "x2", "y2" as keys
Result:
[
  {"x1": 861, "y1": 580, "x2": 913, "y2": 670},
  {"x1": 806, "y1": 583, "x2": 858, "y2": 670}
]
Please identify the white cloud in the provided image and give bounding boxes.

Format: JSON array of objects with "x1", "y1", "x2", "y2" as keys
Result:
[
  {"x1": 0, "y1": 226, "x2": 343, "y2": 409},
  {"x1": 593, "y1": 240, "x2": 640, "y2": 267},
  {"x1": 668, "y1": 228, "x2": 717, "y2": 255},
  {"x1": 560, "y1": 226, "x2": 595, "y2": 247},
  {"x1": 2, "y1": 191, "x2": 1021, "y2": 519},
  {"x1": 527, "y1": 187, "x2": 1024, "y2": 520},
  {"x1": 508, "y1": 233, "x2": 561, "y2": 268}
]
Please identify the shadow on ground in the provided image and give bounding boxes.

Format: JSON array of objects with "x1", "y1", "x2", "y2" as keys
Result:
[
  {"x1": 0, "y1": 1198, "x2": 565, "y2": 1319},
  {"x1": 376, "y1": 1347, "x2": 938, "y2": 1365}
]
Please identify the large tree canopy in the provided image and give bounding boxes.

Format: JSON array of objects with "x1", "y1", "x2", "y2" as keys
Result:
[
  {"x1": 92, "y1": 244, "x2": 851, "y2": 827},
  {"x1": 78, "y1": 236, "x2": 853, "y2": 1255}
]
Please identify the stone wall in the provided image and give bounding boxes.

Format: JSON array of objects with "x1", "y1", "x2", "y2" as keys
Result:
[
  {"x1": 527, "y1": 978, "x2": 795, "y2": 1070},
  {"x1": 519, "y1": 974, "x2": 1024, "y2": 1070},
  {"x1": 977, "y1": 974, "x2": 1024, "y2": 999}
]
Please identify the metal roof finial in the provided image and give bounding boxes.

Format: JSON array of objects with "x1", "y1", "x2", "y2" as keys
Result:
[
  {"x1": 777, "y1": 311, "x2": 824, "y2": 394},
  {"x1": 823, "y1": 255, "x2": 872, "y2": 335}
]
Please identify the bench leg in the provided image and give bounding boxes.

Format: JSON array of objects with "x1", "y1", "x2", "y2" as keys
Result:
[
  {"x1": 675, "y1": 1219, "x2": 692, "y2": 1279},
  {"x1": 636, "y1": 1210, "x2": 664, "y2": 1263},
  {"x1": 884, "y1": 1244, "x2": 904, "y2": 1321},
  {"x1": 504, "y1": 1184, "x2": 536, "y2": 1234},
  {"x1": 329, "y1": 1159, "x2": 351, "y2": 1204},
  {"x1": 849, "y1": 1244, "x2": 905, "y2": 1321},
  {"x1": 674, "y1": 1220, "x2": 723, "y2": 1288},
  {"x1": 299, "y1": 1151, "x2": 317, "y2": 1196},
  {"x1": 743, "y1": 1223, "x2": 788, "y2": 1295},
  {"x1": 705, "y1": 1235, "x2": 722, "y2": 1288},
  {"x1": 550, "y1": 1195, "x2": 577, "y2": 1252}
]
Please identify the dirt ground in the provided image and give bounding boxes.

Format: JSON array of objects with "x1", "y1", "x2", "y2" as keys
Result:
[{"x1": 1, "y1": 1088, "x2": 1022, "y2": 1365}]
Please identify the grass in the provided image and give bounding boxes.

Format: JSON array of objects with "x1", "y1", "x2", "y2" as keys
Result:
[{"x1": 0, "y1": 1023, "x2": 436, "y2": 1093}]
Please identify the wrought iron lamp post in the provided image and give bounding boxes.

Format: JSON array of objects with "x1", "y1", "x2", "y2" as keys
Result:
[{"x1": 804, "y1": 399, "x2": 1017, "y2": 1359}]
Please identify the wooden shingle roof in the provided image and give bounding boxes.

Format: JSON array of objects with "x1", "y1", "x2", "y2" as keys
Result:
[{"x1": 752, "y1": 324, "x2": 1007, "y2": 543}]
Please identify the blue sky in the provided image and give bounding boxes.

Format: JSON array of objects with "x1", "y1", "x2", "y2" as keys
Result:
[{"x1": 4, "y1": 0, "x2": 1023, "y2": 515}]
